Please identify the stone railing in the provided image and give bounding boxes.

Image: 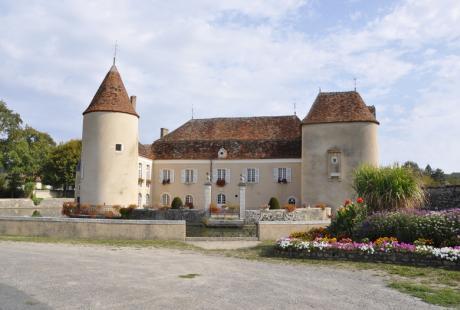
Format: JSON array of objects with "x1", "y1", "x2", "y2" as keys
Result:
[{"x1": 245, "y1": 207, "x2": 331, "y2": 224}]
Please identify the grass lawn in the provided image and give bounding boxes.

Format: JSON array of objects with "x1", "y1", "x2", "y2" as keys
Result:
[{"x1": 1, "y1": 235, "x2": 459, "y2": 308}]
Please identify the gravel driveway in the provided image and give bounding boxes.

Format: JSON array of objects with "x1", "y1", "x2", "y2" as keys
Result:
[{"x1": 0, "y1": 241, "x2": 444, "y2": 310}]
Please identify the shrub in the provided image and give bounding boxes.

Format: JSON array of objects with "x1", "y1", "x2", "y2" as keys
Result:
[
  {"x1": 353, "y1": 164, "x2": 425, "y2": 213},
  {"x1": 171, "y1": 197, "x2": 183, "y2": 209},
  {"x1": 354, "y1": 209, "x2": 460, "y2": 247},
  {"x1": 24, "y1": 182, "x2": 35, "y2": 198},
  {"x1": 31, "y1": 210, "x2": 41, "y2": 217},
  {"x1": 268, "y1": 197, "x2": 280, "y2": 210},
  {"x1": 328, "y1": 199, "x2": 367, "y2": 239},
  {"x1": 31, "y1": 196, "x2": 43, "y2": 206},
  {"x1": 290, "y1": 227, "x2": 331, "y2": 241},
  {"x1": 62, "y1": 201, "x2": 78, "y2": 216},
  {"x1": 120, "y1": 205, "x2": 137, "y2": 218}
]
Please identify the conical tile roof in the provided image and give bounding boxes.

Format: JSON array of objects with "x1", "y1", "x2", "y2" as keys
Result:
[
  {"x1": 83, "y1": 65, "x2": 138, "y2": 117},
  {"x1": 302, "y1": 91, "x2": 378, "y2": 125}
]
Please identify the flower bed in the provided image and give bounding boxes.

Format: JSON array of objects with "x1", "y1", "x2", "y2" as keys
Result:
[{"x1": 275, "y1": 237, "x2": 460, "y2": 268}]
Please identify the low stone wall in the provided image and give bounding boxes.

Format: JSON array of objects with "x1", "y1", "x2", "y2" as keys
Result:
[
  {"x1": 425, "y1": 185, "x2": 460, "y2": 210},
  {"x1": 258, "y1": 220, "x2": 330, "y2": 241},
  {"x1": 0, "y1": 198, "x2": 73, "y2": 217},
  {"x1": 130, "y1": 209, "x2": 206, "y2": 224},
  {"x1": 245, "y1": 208, "x2": 331, "y2": 225},
  {"x1": 0, "y1": 217, "x2": 185, "y2": 241},
  {"x1": 272, "y1": 248, "x2": 459, "y2": 268}
]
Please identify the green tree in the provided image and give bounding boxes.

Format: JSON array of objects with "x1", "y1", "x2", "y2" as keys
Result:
[{"x1": 43, "y1": 140, "x2": 81, "y2": 196}]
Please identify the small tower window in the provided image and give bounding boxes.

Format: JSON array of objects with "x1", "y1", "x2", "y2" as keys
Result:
[
  {"x1": 328, "y1": 149, "x2": 341, "y2": 179},
  {"x1": 115, "y1": 144, "x2": 123, "y2": 152}
]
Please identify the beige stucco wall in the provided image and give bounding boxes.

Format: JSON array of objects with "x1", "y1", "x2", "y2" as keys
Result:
[
  {"x1": 0, "y1": 217, "x2": 186, "y2": 241},
  {"x1": 151, "y1": 159, "x2": 301, "y2": 210},
  {"x1": 80, "y1": 112, "x2": 139, "y2": 206},
  {"x1": 258, "y1": 221, "x2": 330, "y2": 241},
  {"x1": 301, "y1": 122, "x2": 379, "y2": 211}
]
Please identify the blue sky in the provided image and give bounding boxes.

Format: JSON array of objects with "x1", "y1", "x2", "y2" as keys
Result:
[{"x1": 0, "y1": 0, "x2": 459, "y2": 172}]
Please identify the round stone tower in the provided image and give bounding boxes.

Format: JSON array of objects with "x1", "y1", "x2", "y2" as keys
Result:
[
  {"x1": 301, "y1": 91, "x2": 379, "y2": 211},
  {"x1": 79, "y1": 64, "x2": 139, "y2": 206}
]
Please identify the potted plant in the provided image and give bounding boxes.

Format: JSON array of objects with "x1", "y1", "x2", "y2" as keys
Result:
[
  {"x1": 216, "y1": 178, "x2": 226, "y2": 187},
  {"x1": 277, "y1": 178, "x2": 288, "y2": 184},
  {"x1": 138, "y1": 178, "x2": 144, "y2": 184},
  {"x1": 162, "y1": 178, "x2": 170, "y2": 185}
]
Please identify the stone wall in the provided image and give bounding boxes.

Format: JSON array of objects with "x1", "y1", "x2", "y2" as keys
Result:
[
  {"x1": 258, "y1": 220, "x2": 330, "y2": 241},
  {"x1": 0, "y1": 198, "x2": 73, "y2": 217},
  {"x1": 425, "y1": 186, "x2": 460, "y2": 210},
  {"x1": 129, "y1": 209, "x2": 207, "y2": 224},
  {"x1": 245, "y1": 208, "x2": 331, "y2": 224},
  {"x1": 0, "y1": 216, "x2": 185, "y2": 241}
]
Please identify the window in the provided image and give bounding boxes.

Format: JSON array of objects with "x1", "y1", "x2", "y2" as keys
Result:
[
  {"x1": 185, "y1": 195, "x2": 193, "y2": 205},
  {"x1": 138, "y1": 193, "x2": 142, "y2": 208},
  {"x1": 328, "y1": 150, "x2": 341, "y2": 179},
  {"x1": 182, "y1": 169, "x2": 197, "y2": 184},
  {"x1": 146, "y1": 164, "x2": 151, "y2": 180},
  {"x1": 217, "y1": 193, "x2": 226, "y2": 205},
  {"x1": 217, "y1": 169, "x2": 226, "y2": 181},
  {"x1": 246, "y1": 168, "x2": 259, "y2": 183},
  {"x1": 115, "y1": 144, "x2": 123, "y2": 152},
  {"x1": 273, "y1": 167, "x2": 291, "y2": 183},
  {"x1": 288, "y1": 197, "x2": 296, "y2": 205},
  {"x1": 159, "y1": 169, "x2": 174, "y2": 184},
  {"x1": 161, "y1": 193, "x2": 170, "y2": 206},
  {"x1": 145, "y1": 194, "x2": 150, "y2": 206},
  {"x1": 138, "y1": 163, "x2": 143, "y2": 178}
]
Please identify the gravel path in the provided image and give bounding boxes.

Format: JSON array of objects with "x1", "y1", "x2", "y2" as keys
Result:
[{"x1": 0, "y1": 241, "x2": 444, "y2": 310}]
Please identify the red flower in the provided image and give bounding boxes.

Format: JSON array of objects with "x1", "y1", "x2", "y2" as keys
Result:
[
  {"x1": 357, "y1": 197, "x2": 364, "y2": 204},
  {"x1": 344, "y1": 199, "x2": 352, "y2": 206}
]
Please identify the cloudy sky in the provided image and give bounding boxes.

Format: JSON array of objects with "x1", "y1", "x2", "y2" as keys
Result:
[{"x1": 0, "y1": 0, "x2": 459, "y2": 172}]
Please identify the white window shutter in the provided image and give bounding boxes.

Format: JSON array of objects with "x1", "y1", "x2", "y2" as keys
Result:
[
  {"x1": 273, "y1": 168, "x2": 278, "y2": 182},
  {"x1": 159, "y1": 169, "x2": 164, "y2": 183},
  {"x1": 286, "y1": 168, "x2": 292, "y2": 183},
  {"x1": 213, "y1": 169, "x2": 217, "y2": 182},
  {"x1": 170, "y1": 170, "x2": 175, "y2": 183},
  {"x1": 193, "y1": 169, "x2": 198, "y2": 183},
  {"x1": 255, "y1": 168, "x2": 260, "y2": 183},
  {"x1": 181, "y1": 169, "x2": 186, "y2": 183},
  {"x1": 226, "y1": 168, "x2": 231, "y2": 184}
]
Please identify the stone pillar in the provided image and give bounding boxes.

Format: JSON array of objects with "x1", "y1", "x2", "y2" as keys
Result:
[
  {"x1": 239, "y1": 175, "x2": 247, "y2": 220},
  {"x1": 204, "y1": 173, "x2": 212, "y2": 215}
]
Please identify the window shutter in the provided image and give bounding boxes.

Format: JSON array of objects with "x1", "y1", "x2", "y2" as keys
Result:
[
  {"x1": 170, "y1": 170, "x2": 175, "y2": 183},
  {"x1": 193, "y1": 169, "x2": 198, "y2": 183},
  {"x1": 286, "y1": 168, "x2": 292, "y2": 183},
  {"x1": 159, "y1": 169, "x2": 164, "y2": 183},
  {"x1": 212, "y1": 169, "x2": 217, "y2": 182},
  {"x1": 181, "y1": 169, "x2": 186, "y2": 183},
  {"x1": 255, "y1": 168, "x2": 260, "y2": 183},
  {"x1": 226, "y1": 168, "x2": 231, "y2": 184},
  {"x1": 273, "y1": 168, "x2": 278, "y2": 182}
]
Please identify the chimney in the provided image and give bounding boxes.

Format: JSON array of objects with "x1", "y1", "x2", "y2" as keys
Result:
[
  {"x1": 160, "y1": 128, "x2": 169, "y2": 138},
  {"x1": 130, "y1": 96, "x2": 137, "y2": 110}
]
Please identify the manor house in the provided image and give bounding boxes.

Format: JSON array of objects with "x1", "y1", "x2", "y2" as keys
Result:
[{"x1": 75, "y1": 64, "x2": 379, "y2": 212}]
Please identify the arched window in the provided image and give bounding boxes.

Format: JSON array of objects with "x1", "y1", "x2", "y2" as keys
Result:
[
  {"x1": 185, "y1": 194, "x2": 193, "y2": 205},
  {"x1": 145, "y1": 194, "x2": 150, "y2": 206},
  {"x1": 138, "y1": 163, "x2": 143, "y2": 178},
  {"x1": 217, "y1": 193, "x2": 226, "y2": 205},
  {"x1": 146, "y1": 164, "x2": 151, "y2": 180},
  {"x1": 161, "y1": 193, "x2": 170, "y2": 207},
  {"x1": 138, "y1": 193, "x2": 142, "y2": 208},
  {"x1": 288, "y1": 197, "x2": 296, "y2": 205}
]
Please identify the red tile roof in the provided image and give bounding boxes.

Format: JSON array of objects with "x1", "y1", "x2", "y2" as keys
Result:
[
  {"x1": 138, "y1": 143, "x2": 154, "y2": 159},
  {"x1": 162, "y1": 115, "x2": 301, "y2": 141},
  {"x1": 83, "y1": 65, "x2": 138, "y2": 117},
  {"x1": 302, "y1": 91, "x2": 378, "y2": 125},
  {"x1": 150, "y1": 115, "x2": 302, "y2": 159}
]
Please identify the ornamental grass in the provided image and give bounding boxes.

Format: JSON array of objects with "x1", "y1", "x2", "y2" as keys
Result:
[{"x1": 353, "y1": 164, "x2": 426, "y2": 213}]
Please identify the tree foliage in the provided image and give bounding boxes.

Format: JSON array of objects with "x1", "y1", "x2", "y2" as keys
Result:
[{"x1": 43, "y1": 140, "x2": 81, "y2": 194}]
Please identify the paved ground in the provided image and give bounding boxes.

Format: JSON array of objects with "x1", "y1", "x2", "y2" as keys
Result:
[
  {"x1": 186, "y1": 240, "x2": 261, "y2": 249},
  {"x1": 0, "y1": 241, "x2": 444, "y2": 310}
]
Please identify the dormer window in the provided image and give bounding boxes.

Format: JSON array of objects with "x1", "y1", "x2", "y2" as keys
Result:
[
  {"x1": 218, "y1": 147, "x2": 227, "y2": 159},
  {"x1": 328, "y1": 149, "x2": 341, "y2": 179}
]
